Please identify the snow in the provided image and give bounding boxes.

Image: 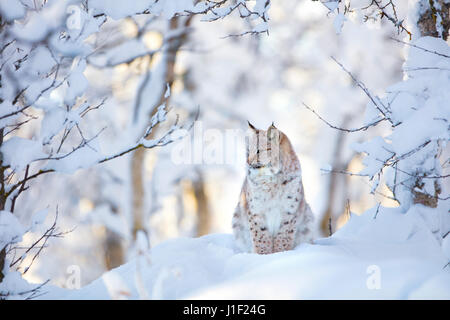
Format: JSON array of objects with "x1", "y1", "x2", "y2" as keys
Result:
[
  {"x1": 0, "y1": 0, "x2": 25, "y2": 21},
  {"x1": 89, "y1": 0, "x2": 154, "y2": 20},
  {"x1": 0, "y1": 211, "x2": 25, "y2": 252},
  {"x1": 39, "y1": 107, "x2": 69, "y2": 145},
  {"x1": 30, "y1": 209, "x2": 49, "y2": 232},
  {"x1": 90, "y1": 0, "x2": 196, "y2": 20},
  {"x1": 1, "y1": 0, "x2": 448, "y2": 302},
  {"x1": 354, "y1": 36, "x2": 450, "y2": 210},
  {"x1": 64, "y1": 59, "x2": 89, "y2": 106},
  {"x1": 351, "y1": 136, "x2": 392, "y2": 177},
  {"x1": 405, "y1": 37, "x2": 450, "y2": 69},
  {"x1": 11, "y1": 1, "x2": 66, "y2": 42},
  {"x1": 0, "y1": 101, "x2": 20, "y2": 129},
  {"x1": 27, "y1": 47, "x2": 56, "y2": 76},
  {"x1": 0, "y1": 271, "x2": 34, "y2": 299},
  {"x1": 254, "y1": 0, "x2": 271, "y2": 17},
  {"x1": 23, "y1": 77, "x2": 54, "y2": 104},
  {"x1": 151, "y1": 0, "x2": 196, "y2": 19},
  {"x1": 409, "y1": 273, "x2": 450, "y2": 299},
  {"x1": 101, "y1": 271, "x2": 132, "y2": 300},
  {"x1": 38, "y1": 204, "x2": 450, "y2": 300},
  {"x1": 93, "y1": 39, "x2": 150, "y2": 67},
  {"x1": 0, "y1": 137, "x2": 46, "y2": 171},
  {"x1": 443, "y1": 236, "x2": 450, "y2": 261},
  {"x1": 191, "y1": 2, "x2": 211, "y2": 14},
  {"x1": 253, "y1": 22, "x2": 269, "y2": 34},
  {"x1": 390, "y1": 104, "x2": 448, "y2": 155},
  {"x1": 164, "y1": 84, "x2": 171, "y2": 99},
  {"x1": 322, "y1": 1, "x2": 339, "y2": 12},
  {"x1": 0, "y1": 211, "x2": 50, "y2": 299},
  {"x1": 87, "y1": 205, "x2": 129, "y2": 238},
  {"x1": 45, "y1": 140, "x2": 104, "y2": 174},
  {"x1": 387, "y1": 38, "x2": 450, "y2": 158},
  {"x1": 333, "y1": 13, "x2": 346, "y2": 34}
]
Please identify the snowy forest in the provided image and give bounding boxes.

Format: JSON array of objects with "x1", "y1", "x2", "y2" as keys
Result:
[{"x1": 0, "y1": 0, "x2": 449, "y2": 300}]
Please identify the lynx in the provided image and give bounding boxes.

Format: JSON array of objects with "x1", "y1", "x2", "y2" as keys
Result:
[{"x1": 232, "y1": 122, "x2": 314, "y2": 254}]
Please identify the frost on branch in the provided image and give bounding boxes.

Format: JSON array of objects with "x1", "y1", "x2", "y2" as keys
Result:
[
  {"x1": 0, "y1": 209, "x2": 66, "y2": 299},
  {"x1": 414, "y1": 0, "x2": 450, "y2": 40},
  {"x1": 318, "y1": 0, "x2": 413, "y2": 39},
  {"x1": 305, "y1": 5, "x2": 449, "y2": 240},
  {"x1": 352, "y1": 37, "x2": 449, "y2": 213},
  {"x1": 190, "y1": 0, "x2": 271, "y2": 36},
  {"x1": 0, "y1": 0, "x2": 273, "y2": 298}
]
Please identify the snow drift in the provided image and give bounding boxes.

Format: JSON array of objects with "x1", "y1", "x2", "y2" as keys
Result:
[{"x1": 39, "y1": 203, "x2": 450, "y2": 300}]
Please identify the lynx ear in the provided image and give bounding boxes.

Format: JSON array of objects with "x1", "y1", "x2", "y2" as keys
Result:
[
  {"x1": 268, "y1": 122, "x2": 278, "y2": 139},
  {"x1": 247, "y1": 120, "x2": 257, "y2": 130}
]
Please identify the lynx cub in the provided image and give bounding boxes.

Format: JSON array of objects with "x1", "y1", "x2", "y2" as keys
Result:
[{"x1": 232, "y1": 122, "x2": 314, "y2": 254}]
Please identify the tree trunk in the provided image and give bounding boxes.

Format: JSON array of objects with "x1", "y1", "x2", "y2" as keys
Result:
[
  {"x1": 0, "y1": 128, "x2": 6, "y2": 283},
  {"x1": 131, "y1": 147, "x2": 146, "y2": 240},
  {"x1": 193, "y1": 170, "x2": 211, "y2": 237},
  {"x1": 320, "y1": 116, "x2": 351, "y2": 236},
  {"x1": 411, "y1": 0, "x2": 449, "y2": 208},
  {"x1": 104, "y1": 229, "x2": 125, "y2": 270},
  {"x1": 102, "y1": 202, "x2": 125, "y2": 270},
  {"x1": 130, "y1": 16, "x2": 193, "y2": 241},
  {"x1": 412, "y1": 176, "x2": 441, "y2": 208},
  {"x1": 0, "y1": 248, "x2": 5, "y2": 283},
  {"x1": 416, "y1": 0, "x2": 450, "y2": 40}
]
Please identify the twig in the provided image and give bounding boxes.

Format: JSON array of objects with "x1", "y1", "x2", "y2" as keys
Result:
[
  {"x1": 331, "y1": 56, "x2": 393, "y2": 125},
  {"x1": 321, "y1": 168, "x2": 369, "y2": 177},
  {"x1": 389, "y1": 37, "x2": 450, "y2": 59},
  {"x1": 345, "y1": 199, "x2": 351, "y2": 219},
  {"x1": 9, "y1": 165, "x2": 30, "y2": 213},
  {"x1": 373, "y1": 202, "x2": 381, "y2": 219},
  {"x1": 302, "y1": 102, "x2": 384, "y2": 132}
]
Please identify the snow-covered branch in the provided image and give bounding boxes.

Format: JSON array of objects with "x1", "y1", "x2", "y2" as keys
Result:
[{"x1": 0, "y1": 0, "x2": 273, "y2": 297}]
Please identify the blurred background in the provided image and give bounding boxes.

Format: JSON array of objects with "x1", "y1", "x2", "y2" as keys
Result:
[{"x1": 16, "y1": 0, "x2": 407, "y2": 287}]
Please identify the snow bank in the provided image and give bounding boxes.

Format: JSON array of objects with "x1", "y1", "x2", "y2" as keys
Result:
[{"x1": 40, "y1": 204, "x2": 450, "y2": 299}]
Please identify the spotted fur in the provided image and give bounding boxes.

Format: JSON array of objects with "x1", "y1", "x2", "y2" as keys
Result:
[{"x1": 232, "y1": 123, "x2": 314, "y2": 254}]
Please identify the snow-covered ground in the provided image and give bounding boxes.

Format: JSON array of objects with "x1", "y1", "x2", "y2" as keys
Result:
[{"x1": 39, "y1": 204, "x2": 450, "y2": 300}]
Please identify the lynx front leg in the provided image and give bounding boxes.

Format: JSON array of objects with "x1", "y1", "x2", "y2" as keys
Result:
[
  {"x1": 248, "y1": 214, "x2": 273, "y2": 254},
  {"x1": 273, "y1": 217, "x2": 297, "y2": 253}
]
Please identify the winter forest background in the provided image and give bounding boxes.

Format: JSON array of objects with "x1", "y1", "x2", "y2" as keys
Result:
[{"x1": 0, "y1": 0, "x2": 449, "y2": 299}]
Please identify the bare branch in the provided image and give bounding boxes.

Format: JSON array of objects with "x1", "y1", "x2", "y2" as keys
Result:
[
  {"x1": 363, "y1": 0, "x2": 412, "y2": 38},
  {"x1": 389, "y1": 37, "x2": 450, "y2": 58},
  {"x1": 9, "y1": 165, "x2": 30, "y2": 213},
  {"x1": 9, "y1": 209, "x2": 73, "y2": 275},
  {"x1": 321, "y1": 167, "x2": 369, "y2": 177},
  {"x1": 302, "y1": 102, "x2": 384, "y2": 132},
  {"x1": 331, "y1": 56, "x2": 394, "y2": 125}
]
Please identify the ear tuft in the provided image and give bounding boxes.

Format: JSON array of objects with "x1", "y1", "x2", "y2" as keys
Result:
[
  {"x1": 268, "y1": 122, "x2": 278, "y2": 139},
  {"x1": 247, "y1": 120, "x2": 257, "y2": 130}
]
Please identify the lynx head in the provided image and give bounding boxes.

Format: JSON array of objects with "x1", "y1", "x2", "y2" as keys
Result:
[{"x1": 246, "y1": 121, "x2": 281, "y2": 175}]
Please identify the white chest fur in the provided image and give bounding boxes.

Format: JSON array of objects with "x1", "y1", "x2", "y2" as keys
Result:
[{"x1": 247, "y1": 169, "x2": 302, "y2": 236}]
